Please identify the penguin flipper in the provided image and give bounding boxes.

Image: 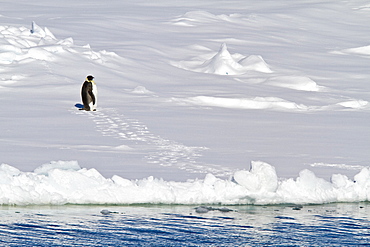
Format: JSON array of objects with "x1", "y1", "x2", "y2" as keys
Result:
[{"x1": 88, "y1": 90, "x2": 96, "y2": 105}]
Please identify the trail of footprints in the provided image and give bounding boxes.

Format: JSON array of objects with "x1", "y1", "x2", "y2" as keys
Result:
[{"x1": 73, "y1": 108, "x2": 232, "y2": 176}]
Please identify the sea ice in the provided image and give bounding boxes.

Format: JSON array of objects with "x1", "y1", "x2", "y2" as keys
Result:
[{"x1": 1, "y1": 161, "x2": 370, "y2": 206}]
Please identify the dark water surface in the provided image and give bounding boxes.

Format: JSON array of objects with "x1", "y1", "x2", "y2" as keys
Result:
[{"x1": 0, "y1": 203, "x2": 369, "y2": 246}]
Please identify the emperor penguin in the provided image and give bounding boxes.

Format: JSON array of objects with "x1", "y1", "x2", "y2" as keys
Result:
[{"x1": 80, "y1": 75, "x2": 98, "y2": 111}]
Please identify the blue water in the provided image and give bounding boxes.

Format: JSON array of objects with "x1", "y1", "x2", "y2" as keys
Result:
[{"x1": 0, "y1": 203, "x2": 369, "y2": 246}]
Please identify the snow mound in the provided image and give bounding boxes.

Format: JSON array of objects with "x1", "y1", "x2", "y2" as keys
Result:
[
  {"x1": 310, "y1": 162, "x2": 365, "y2": 170},
  {"x1": 174, "y1": 43, "x2": 272, "y2": 75},
  {"x1": 131, "y1": 86, "x2": 154, "y2": 94},
  {"x1": 353, "y1": 3, "x2": 370, "y2": 11},
  {"x1": 337, "y1": 100, "x2": 368, "y2": 109},
  {"x1": 239, "y1": 54, "x2": 273, "y2": 73},
  {"x1": 173, "y1": 96, "x2": 308, "y2": 111},
  {"x1": 1, "y1": 160, "x2": 370, "y2": 205},
  {"x1": 267, "y1": 76, "x2": 323, "y2": 92},
  {"x1": 34, "y1": 161, "x2": 81, "y2": 175},
  {"x1": 170, "y1": 11, "x2": 243, "y2": 26},
  {"x1": 0, "y1": 24, "x2": 57, "y2": 64},
  {"x1": 172, "y1": 95, "x2": 369, "y2": 112},
  {"x1": 338, "y1": 44, "x2": 370, "y2": 56},
  {"x1": 0, "y1": 23, "x2": 120, "y2": 66},
  {"x1": 233, "y1": 161, "x2": 278, "y2": 193}
]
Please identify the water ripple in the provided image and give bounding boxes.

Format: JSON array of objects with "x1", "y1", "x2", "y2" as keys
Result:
[{"x1": 0, "y1": 204, "x2": 370, "y2": 246}]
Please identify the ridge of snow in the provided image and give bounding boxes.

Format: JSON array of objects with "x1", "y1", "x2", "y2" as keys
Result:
[{"x1": 1, "y1": 161, "x2": 370, "y2": 205}]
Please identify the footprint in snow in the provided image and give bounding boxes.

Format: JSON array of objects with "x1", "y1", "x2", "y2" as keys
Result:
[{"x1": 71, "y1": 107, "x2": 232, "y2": 176}]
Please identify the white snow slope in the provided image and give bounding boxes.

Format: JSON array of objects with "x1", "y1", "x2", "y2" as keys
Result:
[{"x1": 0, "y1": 0, "x2": 369, "y2": 205}]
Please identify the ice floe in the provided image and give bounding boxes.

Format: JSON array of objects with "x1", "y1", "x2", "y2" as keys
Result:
[{"x1": 1, "y1": 160, "x2": 370, "y2": 205}]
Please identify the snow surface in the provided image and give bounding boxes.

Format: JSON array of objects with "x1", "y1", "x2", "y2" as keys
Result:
[{"x1": 0, "y1": 0, "x2": 369, "y2": 205}]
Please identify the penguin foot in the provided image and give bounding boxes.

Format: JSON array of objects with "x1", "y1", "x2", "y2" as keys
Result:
[{"x1": 79, "y1": 108, "x2": 91, "y2": 111}]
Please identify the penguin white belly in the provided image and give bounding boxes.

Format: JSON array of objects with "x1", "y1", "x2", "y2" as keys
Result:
[{"x1": 89, "y1": 82, "x2": 98, "y2": 111}]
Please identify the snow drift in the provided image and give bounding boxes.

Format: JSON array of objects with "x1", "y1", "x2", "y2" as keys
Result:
[
  {"x1": 172, "y1": 96, "x2": 309, "y2": 111},
  {"x1": 1, "y1": 161, "x2": 370, "y2": 206}
]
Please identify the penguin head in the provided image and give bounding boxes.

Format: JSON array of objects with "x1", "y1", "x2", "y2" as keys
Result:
[{"x1": 86, "y1": 75, "x2": 94, "y2": 81}]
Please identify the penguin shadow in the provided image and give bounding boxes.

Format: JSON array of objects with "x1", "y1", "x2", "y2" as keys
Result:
[
  {"x1": 74, "y1": 103, "x2": 84, "y2": 109},
  {"x1": 75, "y1": 103, "x2": 97, "y2": 111}
]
